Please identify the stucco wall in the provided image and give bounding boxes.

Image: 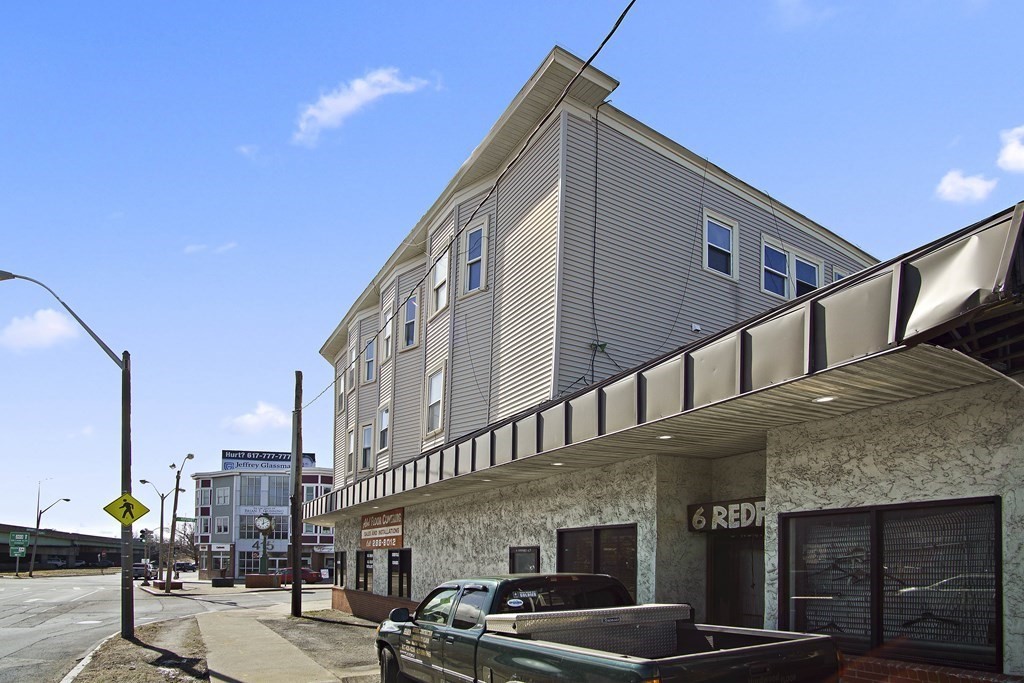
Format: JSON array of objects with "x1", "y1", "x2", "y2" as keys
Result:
[{"x1": 764, "y1": 378, "x2": 1024, "y2": 674}]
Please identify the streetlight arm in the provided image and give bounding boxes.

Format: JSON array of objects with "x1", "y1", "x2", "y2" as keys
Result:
[
  {"x1": 0, "y1": 271, "x2": 123, "y2": 369},
  {"x1": 39, "y1": 497, "x2": 70, "y2": 518}
]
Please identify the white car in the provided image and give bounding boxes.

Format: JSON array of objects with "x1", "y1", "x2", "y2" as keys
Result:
[{"x1": 131, "y1": 562, "x2": 152, "y2": 579}]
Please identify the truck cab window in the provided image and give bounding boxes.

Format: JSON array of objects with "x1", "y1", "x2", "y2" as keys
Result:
[
  {"x1": 417, "y1": 587, "x2": 459, "y2": 625},
  {"x1": 452, "y1": 589, "x2": 489, "y2": 630}
]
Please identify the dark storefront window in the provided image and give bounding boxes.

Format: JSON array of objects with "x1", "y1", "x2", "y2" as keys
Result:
[
  {"x1": 355, "y1": 550, "x2": 373, "y2": 591},
  {"x1": 388, "y1": 549, "x2": 412, "y2": 598},
  {"x1": 557, "y1": 524, "x2": 637, "y2": 600},
  {"x1": 334, "y1": 551, "x2": 346, "y2": 587},
  {"x1": 509, "y1": 546, "x2": 540, "y2": 573},
  {"x1": 780, "y1": 497, "x2": 1001, "y2": 671}
]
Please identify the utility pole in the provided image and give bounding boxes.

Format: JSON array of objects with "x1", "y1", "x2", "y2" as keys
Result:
[{"x1": 290, "y1": 370, "x2": 303, "y2": 617}]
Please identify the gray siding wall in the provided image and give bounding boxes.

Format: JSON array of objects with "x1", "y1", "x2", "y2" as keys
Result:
[
  {"x1": 392, "y1": 266, "x2": 426, "y2": 466},
  {"x1": 557, "y1": 112, "x2": 871, "y2": 394},
  {"x1": 333, "y1": 356, "x2": 347, "y2": 486},
  {"x1": 424, "y1": 214, "x2": 454, "y2": 450},
  {"x1": 448, "y1": 191, "x2": 497, "y2": 440},
  {"x1": 489, "y1": 119, "x2": 561, "y2": 420},
  {"x1": 357, "y1": 316, "x2": 380, "y2": 476},
  {"x1": 379, "y1": 285, "x2": 396, "y2": 410}
]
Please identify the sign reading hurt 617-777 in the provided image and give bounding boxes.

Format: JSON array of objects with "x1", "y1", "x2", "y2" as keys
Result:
[{"x1": 103, "y1": 493, "x2": 150, "y2": 526}]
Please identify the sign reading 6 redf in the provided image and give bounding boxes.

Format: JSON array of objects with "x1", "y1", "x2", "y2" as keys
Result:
[{"x1": 688, "y1": 498, "x2": 766, "y2": 533}]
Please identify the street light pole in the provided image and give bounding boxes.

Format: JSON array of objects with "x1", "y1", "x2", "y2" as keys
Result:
[
  {"x1": 28, "y1": 490, "x2": 70, "y2": 577},
  {"x1": 165, "y1": 453, "x2": 194, "y2": 593},
  {"x1": 139, "y1": 479, "x2": 175, "y2": 583},
  {"x1": 0, "y1": 270, "x2": 134, "y2": 639}
]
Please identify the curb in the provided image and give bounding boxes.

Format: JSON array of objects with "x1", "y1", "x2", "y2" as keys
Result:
[{"x1": 59, "y1": 632, "x2": 117, "y2": 683}]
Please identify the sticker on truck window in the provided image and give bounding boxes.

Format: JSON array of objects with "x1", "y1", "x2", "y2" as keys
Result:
[
  {"x1": 511, "y1": 590, "x2": 538, "y2": 599},
  {"x1": 506, "y1": 599, "x2": 525, "y2": 608}
]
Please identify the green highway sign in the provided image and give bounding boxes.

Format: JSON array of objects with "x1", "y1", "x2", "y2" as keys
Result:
[
  {"x1": 9, "y1": 546, "x2": 26, "y2": 558},
  {"x1": 9, "y1": 532, "x2": 29, "y2": 547},
  {"x1": 175, "y1": 517, "x2": 196, "y2": 523}
]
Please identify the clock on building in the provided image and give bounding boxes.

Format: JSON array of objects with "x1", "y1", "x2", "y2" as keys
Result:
[{"x1": 255, "y1": 514, "x2": 273, "y2": 534}]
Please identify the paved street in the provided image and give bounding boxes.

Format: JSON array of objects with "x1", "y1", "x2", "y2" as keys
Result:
[{"x1": 0, "y1": 573, "x2": 315, "y2": 683}]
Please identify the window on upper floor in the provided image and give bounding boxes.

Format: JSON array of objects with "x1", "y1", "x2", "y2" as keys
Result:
[
  {"x1": 336, "y1": 371, "x2": 345, "y2": 413},
  {"x1": 198, "y1": 517, "x2": 211, "y2": 535},
  {"x1": 403, "y1": 294, "x2": 418, "y2": 349},
  {"x1": 360, "y1": 423, "x2": 373, "y2": 470},
  {"x1": 381, "y1": 309, "x2": 393, "y2": 361},
  {"x1": 347, "y1": 344, "x2": 357, "y2": 389},
  {"x1": 833, "y1": 269, "x2": 847, "y2": 283},
  {"x1": 432, "y1": 251, "x2": 449, "y2": 314},
  {"x1": 378, "y1": 405, "x2": 390, "y2": 451},
  {"x1": 364, "y1": 338, "x2": 376, "y2": 383},
  {"x1": 215, "y1": 487, "x2": 229, "y2": 506},
  {"x1": 704, "y1": 212, "x2": 737, "y2": 279},
  {"x1": 196, "y1": 488, "x2": 211, "y2": 506},
  {"x1": 268, "y1": 476, "x2": 289, "y2": 506},
  {"x1": 463, "y1": 218, "x2": 487, "y2": 293},
  {"x1": 240, "y1": 475, "x2": 261, "y2": 506},
  {"x1": 347, "y1": 429, "x2": 355, "y2": 474},
  {"x1": 214, "y1": 516, "x2": 229, "y2": 534},
  {"x1": 762, "y1": 237, "x2": 823, "y2": 300},
  {"x1": 425, "y1": 368, "x2": 444, "y2": 435}
]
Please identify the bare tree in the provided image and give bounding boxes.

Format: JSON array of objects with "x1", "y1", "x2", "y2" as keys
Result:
[{"x1": 174, "y1": 523, "x2": 198, "y2": 563}]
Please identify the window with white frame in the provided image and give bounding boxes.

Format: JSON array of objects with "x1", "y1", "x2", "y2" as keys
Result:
[
  {"x1": 364, "y1": 338, "x2": 376, "y2": 382},
  {"x1": 240, "y1": 475, "x2": 261, "y2": 506},
  {"x1": 426, "y1": 369, "x2": 444, "y2": 434},
  {"x1": 378, "y1": 405, "x2": 390, "y2": 450},
  {"x1": 215, "y1": 487, "x2": 229, "y2": 506},
  {"x1": 403, "y1": 294, "x2": 418, "y2": 348},
  {"x1": 215, "y1": 516, "x2": 229, "y2": 534},
  {"x1": 763, "y1": 242, "x2": 789, "y2": 297},
  {"x1": 381, "y1": 309, "x2": 393, "y2": 361},
  {"x1": 833, "y1": 269, "x2": 847, "y2": 282},
  {"x1": 198, "y1": 517, "x2": 211, "y2": 535},
  {"x1": 347, "y1": 343, "x2": 357, "y2": 389},
  {"x1": 432, "y1": 251, "x2": 449, "y2": 313},
  {"x1": 704, "y1": 213, "x2": 736, "y2": 278},
  {"x1": 464, "y1": 221, "x2": 487, "y2": 293},
  {"x1": 794, "y1": 257, "x2": 819, "y2": 296},
  {"x1": 196, "y1": 488, "x2": 211, "y2": 506},
  {"x1": 347, "y1": 429, "x2": 355, "y2": 473},
  {"x1": 336, "y1": 371, "x2": 345, "y2": 413},
  {"x1": 268, "y1": 476, "x2": 289, "y2": 506},
  {"x1": 360, "y1": 424, "x2": 373, "y2": 470}
]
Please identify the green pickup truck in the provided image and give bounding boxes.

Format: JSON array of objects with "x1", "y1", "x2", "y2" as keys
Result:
[{"x1": 376, "y1": 573, "x2": 840, "y2": 683}]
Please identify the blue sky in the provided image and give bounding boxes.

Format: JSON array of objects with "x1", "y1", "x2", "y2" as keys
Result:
[{"x1": 2, "y1": 1, "x2": 1022, "y2": 538}]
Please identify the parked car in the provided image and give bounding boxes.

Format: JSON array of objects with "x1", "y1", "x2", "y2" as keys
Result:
[
  {"x1": 132, "y1": 562, "x2": 152, "y2": 579},
  {"x1": 44, "y1": 559, "x2": 67, "y2": 568},
  {"x1": 173, "y1": 561, "x2": 196, "y2": 572},
  {"x1": 73, "y1": 560, "x2": 87, "y2": 568},
  {"x1": 276, "y1": 567, "x2": 321, "y2": 584},
  {"x1": 377, "y1": 574, "x2": 840, "y2": 683},
  {"x1": 96, "y1": 559, "x2": 114, "y2": 568}
]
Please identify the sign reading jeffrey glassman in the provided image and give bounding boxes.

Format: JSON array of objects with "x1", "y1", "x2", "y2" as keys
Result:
[
  {"x1": 221, "y1": 450, "x2": 316, "y2": 471},
  {"x1": 688, "y1": 498, "x2": 766, "y2": 533},
  {"x1": 360, "y1": 507, "x2": 404, "y2": 550}
]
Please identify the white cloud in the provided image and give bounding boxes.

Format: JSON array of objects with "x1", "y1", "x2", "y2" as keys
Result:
[
  {"x1": 223, "y1": 401, "x2": 290, "y2": 434},
  {"x1": 0, "y1": 308, "x2": 79, "y2": 351},
  {"x1": 773, "y1": 0, "x2": 837, "y2": 28},
  {"x1": 184, "y1": 244, "x2": 207, "y2": 254},
  {"x1": 293, "y1": 67, "x2": 430, "y2": 146},
  {"x1": 68, "y1": 425, "x2": 94, "y2": 439},
  {"x1": 236, "y1": 144, "x2": 259, "y2": 159},
  {"x1": 213, "y1": 242, "x2": 237, "y2": 254},
  {"x1": 935, "y1": 170, "x2": 997, "y2": 203},
  {"x1": 997, "y1": 125, "x2": 1024, "y2": 172}
]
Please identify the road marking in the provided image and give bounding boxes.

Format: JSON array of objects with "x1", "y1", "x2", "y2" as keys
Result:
[
  {"x1": 76, "y1": 620, "x2": 102, "y2": 624},
  {"x1": 70, "y1": 589, "x2": 103, "y2": 602},
  {"x1": 25, "y1": 598, "x2": 43, "y2": 602}
]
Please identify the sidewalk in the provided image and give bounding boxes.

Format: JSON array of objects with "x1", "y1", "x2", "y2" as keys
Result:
[{"x1": 133, "y1": 579, "x2": 379, "y2": 683}]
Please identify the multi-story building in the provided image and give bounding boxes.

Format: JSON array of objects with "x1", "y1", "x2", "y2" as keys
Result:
[
  {"x1": 192, "y1": 450, "x2": 333, "y2": 579},
  {"x1": 305, "y1": 45, "x2": 1024, "y2": 678}
]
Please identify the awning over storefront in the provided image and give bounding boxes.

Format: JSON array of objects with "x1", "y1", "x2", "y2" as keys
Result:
[{"x1": 307, "y1": 203, "x2": 1023, "y2": 525}]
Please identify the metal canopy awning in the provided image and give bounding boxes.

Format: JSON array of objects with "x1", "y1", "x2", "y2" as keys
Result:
[{"x1": 306, "y1": 202, "x2": 1023, "y2": 525}]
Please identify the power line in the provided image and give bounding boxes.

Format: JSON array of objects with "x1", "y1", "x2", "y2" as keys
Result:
[{"x1": 303, "y1": 0, "x2": 638, "y2": 412}]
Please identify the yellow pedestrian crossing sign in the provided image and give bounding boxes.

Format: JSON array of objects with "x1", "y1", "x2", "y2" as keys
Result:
[{"x1": 103, "y1": 493, "x2": 150, "y2": 526}]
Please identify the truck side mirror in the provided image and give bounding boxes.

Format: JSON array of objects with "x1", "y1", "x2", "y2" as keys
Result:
[{"x1": 388, "y1": 607, "x2": 411, "y2": 623}]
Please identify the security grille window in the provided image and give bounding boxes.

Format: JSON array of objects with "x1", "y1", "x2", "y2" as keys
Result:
[
  {"x1": 509, "y1": 546, "x2": 540, "y2": 573},
  {"x1": 432, "y1": 251, "x2": 449, "y2": 313},
  {"x1": 347, "y1": 429, "x2": 355, "y2": 473},
  {"x1": 196, "y1": 488, "x2": 212, "y2": 506},
  {"x1": 465, "y1": 226, "x2": 485, "y2": 292},
  {"x1": 360, "y1": 424, "x2": 373, "y2": 470},
  {"x1": 403, "y1": 295, "x2": 418, "y2": 348},
  {"x1": 426, "y1": 369, "x2": 443, "y2": 434},
  {"x1": 795, "y1": 257, "x2": 819, "y2": 296},
  {"x1": 557, "y1": 524, "x2": 638, "y2": 601},
  {"x1": 334, "y1": 551, "x2": 346, "y2": 587},
  {"x1": 378, "y1": 406, "x2": 390, "y2": 451},
  {"x1": 240, "y1": 475, "x2": 261, "y2": 506},
  {"x1": 705, "y1": 216, "x2": 735, "y2": 277},
  {"x1": 215, "y1": 516, "x2": 229, "y2": 534},
  {"x1": 364, "y1": 338, "x2": 375, "y2": 382},
  {"x1": 268, "y1": 477, "x2": 289, "y2": 506},
  {"x1": 381, "y1": 311, "x2": 393, "y2": 361},
  {"x1": 763, "y1": 243, "x2": 789, "y2": 297},
  {"x1": 780, "y1": 498, "x2": 1000, "y2": 671},
  {"x1": 215, "y1": 487, "x2": 229, "y2": 506},
  {"x1": 388, "y1": 548, "x2": 412, "y2": 598},
  {"x1": 355, "y1": 550, "x2": 373, "y2": 591}
]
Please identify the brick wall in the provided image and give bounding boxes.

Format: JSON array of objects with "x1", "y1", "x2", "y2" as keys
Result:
[
  {"x1": 333, "y1": 587, "x2": 418, "y2": 623},
  {"x1": 842, "y1": 656, "x2": 1022, "y2": 683}
]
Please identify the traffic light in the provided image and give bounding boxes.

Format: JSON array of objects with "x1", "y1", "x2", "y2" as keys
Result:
[{"x1": 139, "y1": 529, "x2": 151, "y2": 542}]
